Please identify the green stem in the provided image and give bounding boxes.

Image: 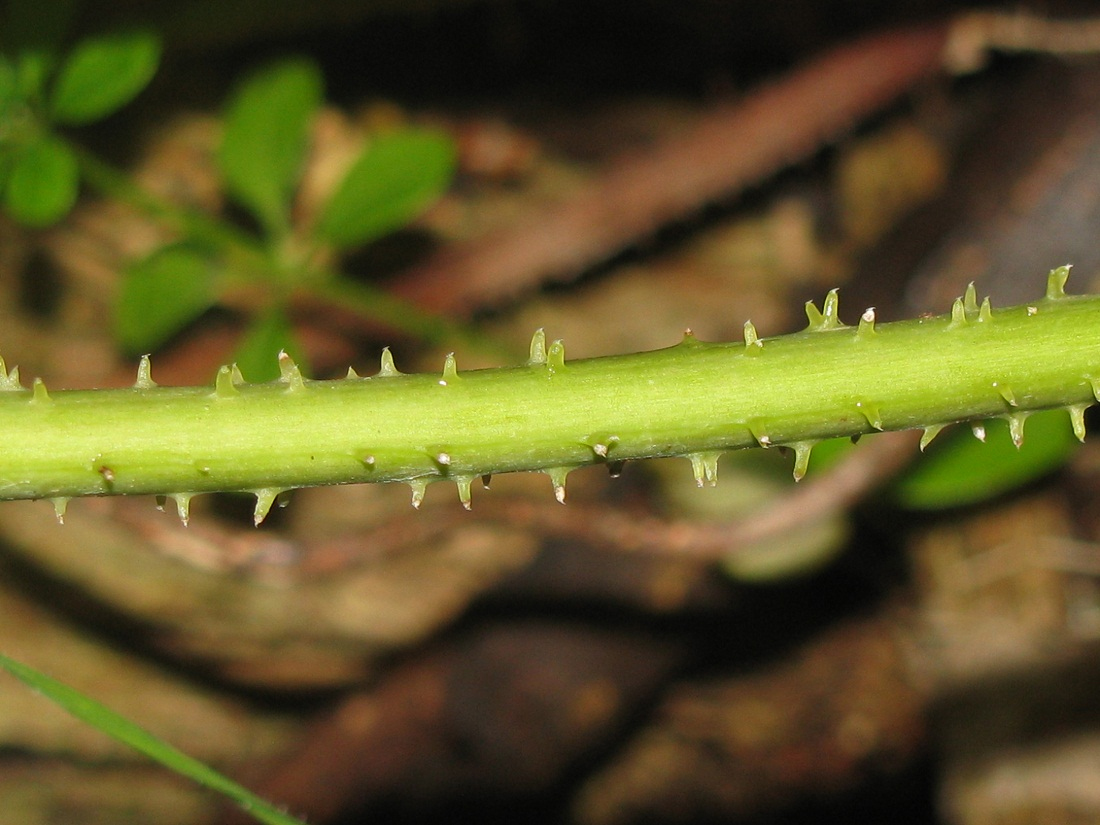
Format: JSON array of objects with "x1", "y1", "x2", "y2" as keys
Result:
[
  {"x1": 0, "y1": 268, "x2": 1096, "y2": 524},
  {"x1": 70, "y1": 141, "x2": 262, "y2": 255}
]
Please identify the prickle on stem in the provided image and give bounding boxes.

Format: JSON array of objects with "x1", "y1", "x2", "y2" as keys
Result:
[
  {"x1": 134, "y1": 355, "x2": 156, "y2": 389},
  {"x1": 0, "y1": 265, "x2": 1095, "y2": 525},
  {"x1": 689, "y1": 452, "x2": 721, "y2": 487},
  {"x1": 546, "y1": 467, "x2": 571, "y2": 503}
]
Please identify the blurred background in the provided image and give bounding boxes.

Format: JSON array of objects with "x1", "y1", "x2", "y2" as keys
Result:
[{"x1": 4, "y1": 1, "x2": 1100, "y2": 823}]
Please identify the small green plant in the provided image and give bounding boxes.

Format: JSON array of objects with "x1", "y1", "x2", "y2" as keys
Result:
[
  {"x1": 0, "y1": 1, "x2": 465, "y2": 382},
  {"x1": 0, "y1": 3, "x2": 159, "y2": 225},
  {"x1": 0, "y1": 267, "x2": 1091, "y2": 524},
  {"x1": 116, "y1": 58, "x2": 457, "y2": 379}
]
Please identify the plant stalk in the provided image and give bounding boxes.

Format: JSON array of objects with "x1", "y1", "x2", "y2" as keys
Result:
[{"x1": 0, "y1": 268, "x2": 1096, "y2": 524}]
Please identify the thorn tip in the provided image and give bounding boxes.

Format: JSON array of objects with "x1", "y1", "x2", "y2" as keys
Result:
[
  {"x1": 409, "y1": 479, "x2": 427, "y2": 509},
  {"x1": 51, "y1": 497, "x2": 68, "y2": 524},
  {"x1": 547, "y1": 339, "x2": 566, "y2": 373},
  {"x1": 547, "y1": 467, "x2": 571, "y2": 503},
  {"x1": 920, "y1": 424, "x2": 946, "y2": 451},
  {"x1": 214, "y1": 364, "x2": 241, "y2": 397},
  {"x1": 791, "y1": 441, "x2": 815, "y2": 481},
  {"x1": 1070, "y1": 404, "x2": 1088, "y2": 442},
  {"x1": 1046, "y1": 265, "x2": 1071, "y2": 300},
  {"x1": 743, "y1": 320, "x2": 761, "y2": 350},
  {"x1": 135, "y1": 355, "x2": 156, "y2": 389},
  {"x1": 278, "y1": 351, "x2": 305, "y2": 389},
  {"x1": 441, "y1": 352, "x2": 458, "y2": 384},
  {"x1": 378, "y1": 347, "x2": 401, "y2": 377},
  {"x1": 689, "y1": 452, "x2": 720, "y2": 487},
  {"x1": 31, "y1": 377, "x2": 49, "y2": 403},
  {"x1": 858, "y1": 307, "x2": 876, "y2": 335},
  {"x1": 528, "y1": 329, "x2": 547, "y2": 366},
  {"x1": 252, "y1": 488, "x2": 282, "y2": 526}
]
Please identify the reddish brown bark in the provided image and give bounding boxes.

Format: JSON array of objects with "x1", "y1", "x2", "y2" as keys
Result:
[{"x1": 394, "y1": 24, "x2": 951, "y2": 315}]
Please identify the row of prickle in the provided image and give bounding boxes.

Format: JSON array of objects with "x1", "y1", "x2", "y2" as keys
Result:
[{"x1": 0, "y1": 266, "x2": 1094, "y2": 525}]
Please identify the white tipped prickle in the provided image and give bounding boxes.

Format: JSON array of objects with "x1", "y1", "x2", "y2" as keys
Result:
[
  {"x1": 1046, "y1": 264, "x2": 1070, "y2": 300},
  {"x1": 1069, "y1": 404, "x2": 1089, "y2": 442},
  {"x1": 994, "y1": 382, "x2": 1018, "y2": 407},
  {"x1": 1007, "y1": 411, "x2": 1028, "y2": 448},
  {"x1": 978, "y1": 296, "x2": 993, "y2": 323},
  {"x1": 456, "y1": 476, "x2": 473, "y2": 510},
  {"x1": 963, "y1": 282, "x2": 979, "y2": 315},
  {"x1": 528, "y1": 329, "x2": 547, "y2": 366},
  {"x1": 791, "y1": 441, "x2": 815, "y2": 481},
  {"x1": 252, "y1": 488, "x2": 282, "y2": 526},
  {"x1": 547, "y1": 340, "x2": 566, "y2": 374},
  {"x1": 171, "y1": 493, "x2": 194, "y2": 527},
  {"x1": 214, "y1": 364, "x2": 240, "y2": 398},
  {"x1": 743, "y1": 320, "x2": 760, "y2": 349},
  {"x1": 588, "y1": 435, "x2": 618, "y2": 460},
  {"x1": 806, "y1": 289, "x2": 843, "y2": 331},
  {"x1": 378, "y1": 347, "x2": 400, "y2": 377},
  {"x1": 689, "y1": 452, "x2": 720, "y2": 487},
  {"x1": 920, "y1": 424, "x2": 946, "y2": 451},
  {"x1": 134, "y1": 355, "x2": 156, "y2": 389},
  {"x1": 440, "y1": 353, "x2": 458, "y2": 385},
  {"x1": 0, "y1": 356, "x2": 16, "y2": 391},
  {"x1": 409, "y1": 478, "x2": 427, "y2": 509},
  {"x1": 546, "y1": 467, "x2": 571, "y2": 503},
  {"x1": 278, "y1": 351, "x2": 305, "y2": 390},
  {"x1": 950, "y1": 297, "x2": 966, "y2": 326},
  {"x1": 858, "y1": 307, "x2": 876, "y2": 336},
  {"x1": 749, "y1": 422, "x2": 772, "y2": 448},
  {"x1": 51, "y1": 497, "x2": 68, "y2": 524}
]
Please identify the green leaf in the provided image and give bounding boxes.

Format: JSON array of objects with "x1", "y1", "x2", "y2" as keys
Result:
[
  {"x1": 218, "y1": 59, "x2": 322, "y2": 238},
  {"x1": 0, "y1": 653, "x2": 306, "y2": 825},
  {"x1": 4, "y1": 134, "x2": 78, "y2": 225},
  {"x1": 315, "y1": 127, "x2": 455, "y2": 249},
  {"x1": 892, "y1": 408, "x2": 1079, "y2": 509},
  {"x1": 115, "y1": 244, "x2": 218, "y2": 353},
  {"x1": 49, "y1": 30, "x2": 160, "y2": 125},
  {"x1": 234, "y1": 308, "x2": 304, "y2": 383}
]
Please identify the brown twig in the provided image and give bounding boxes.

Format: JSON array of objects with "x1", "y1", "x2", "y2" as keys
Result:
[
  {"x1": 480, "y1": 430, "x2": 922, "y2": 563},
  {"x1": 393, "y1": 23, "x2": 951, "y2": 315}
]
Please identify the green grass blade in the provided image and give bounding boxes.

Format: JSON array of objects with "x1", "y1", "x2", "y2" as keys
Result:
[{"x1": 0, "y1": 653, "x2": 306, "y2": 825}]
